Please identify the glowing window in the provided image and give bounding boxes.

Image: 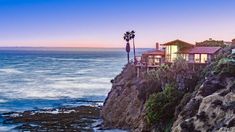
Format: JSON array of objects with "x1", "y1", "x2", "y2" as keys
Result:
[
  {"x1": 154, "y1": 56, "x2": 160, "y2": 64},
  {"x1": 166, "y1": 45, "x2": 178, "y2": 62},
  {"x1": 194, "y1": 54, "x2": 200, "y2": 63},
  {"x1": 201, "y1": 54, "x2": 208, "y2": 63}
]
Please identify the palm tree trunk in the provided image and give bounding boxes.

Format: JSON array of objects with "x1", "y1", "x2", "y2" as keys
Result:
[
  {"x1": 126, "y1": 42, "x2": 130, "y2": 64},
  {"x1": 133, "y1": 38, "x2": 136, "y2": 63},
  {"x1": 127, "y1": 53, "x2": 130, "y2": 63}
]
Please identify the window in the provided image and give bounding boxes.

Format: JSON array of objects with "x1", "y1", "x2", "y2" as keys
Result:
[
  {"x1": 181, "y1": 54, "x2": 189, "y2": 61},
  {"x1": 148, "y1": 56, "x2": 154, "y2": 65},
  {"x1": 165, "y1": 45, "x2": 178, "y2": 62},
  {"x1": 194, "y1": 54, "x2": 200, "y2": 63},
  {"x1": 201, "y1": 54, "x2": 208, "y2": 63},
  {"x1": 154, "y1": 56, "x2": 161, "y2": 64}
]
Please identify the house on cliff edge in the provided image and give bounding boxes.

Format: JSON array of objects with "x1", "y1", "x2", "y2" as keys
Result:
[{"x1": 137, "y1": 39, "x2": 225, "y2": 72}]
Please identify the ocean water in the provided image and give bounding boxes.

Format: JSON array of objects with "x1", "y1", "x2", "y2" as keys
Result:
[{"x1": 0, "y1": 47, "x2": 148, "y2": 130}]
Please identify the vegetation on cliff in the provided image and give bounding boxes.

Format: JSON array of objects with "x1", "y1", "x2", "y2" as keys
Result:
[
  {"x1": 172, "y1": 47, "x2": 235, "y2": 132},
  {"x1": 102, "y1": 46, "x2": 235, "y2": 131},
  {"x1": 145, "y1": 57, "x2": 199, "y2": 131},
  {"x1": 146, "y1": 84, "x2": 183, "y2": 128},
  {"x1": 145, "y1": 46, "x2": 234, "y2": 131}
]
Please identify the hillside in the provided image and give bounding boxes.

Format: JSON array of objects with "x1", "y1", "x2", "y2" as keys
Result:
[{"x1": 101, "y1": 47, "x2": 235, "y2": 131}]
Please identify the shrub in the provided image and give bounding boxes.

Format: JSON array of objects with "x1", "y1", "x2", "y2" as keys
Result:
[
  {"x1": 146, "y1": 64, "x2": 170, "y2": 82},
  {"x1": 145, "y1": 64, "x2": 172, "y2": 90},
  {"x1": 146, "y1": 92, "x2": 168, "y2": 124},
  {"x1": 171, "y1": 56, "x2": 189, "y2": 72},
  {"x1": 213, "y1": 58, "x2": 235, "y2": 76},
  {"x1": 146, "y1": 83, "x2": 183, "y2": 125}
]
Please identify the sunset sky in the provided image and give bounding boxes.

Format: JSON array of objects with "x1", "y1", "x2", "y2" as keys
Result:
[{"x1": 0, "y1": 0, "x2": 235, "y2": 48}]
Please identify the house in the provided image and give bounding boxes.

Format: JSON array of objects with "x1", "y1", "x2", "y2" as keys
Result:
[
  {"x1": 140, "y1": 43, "x2": 165, "y2": 67},
  {"x1": 177, "y1": 46, "x2": 221, "y2": 64},
  {"x1": 138, "y1": 39, "x2": 223, "y2": 69},
  {"x1": 161, "y1": 39, "x2": 194, "y2": 63}
]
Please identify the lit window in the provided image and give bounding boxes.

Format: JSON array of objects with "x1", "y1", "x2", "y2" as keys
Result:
[
  {"x1": 194, "y1": 54, "x2": 200, "y2": 63},
  {"x1": 171, "y1": 45, "x2": 178, "y2": 62},
  {"x1": 166, "y1": 45, "x2": 178, "y2": 62},
  {"x1": 185, "y1": 54, "x2": 189, "y2": 61},
  {"x1": 201, "y1": 54, "x2": 207, "y2": 63}
]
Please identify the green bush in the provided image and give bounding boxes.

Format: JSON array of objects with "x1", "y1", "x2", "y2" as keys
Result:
[
  {"x1": 146, "y1": 92, "x2": 168, "y2": 124},
  {"x1": 213, "y1": 58, "x2": 235, "y2": 75},
  {"x1": 171, "y1": 56, "x2": 189, "y2": 72},
  {"x1": 146, "y1": 64, "x2": 170, "y2": 82},
  {"x1": 146, "y1": 83, "x2": 183, "y2": 125}
]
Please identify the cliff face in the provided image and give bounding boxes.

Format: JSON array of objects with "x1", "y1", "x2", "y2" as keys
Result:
[
  {"x1": 172, "y1": 60, "x2": 235, "y2": 132},
  {"x1": 101, "y1": 49, "x2": 235, "y2": 131},
  {"x1": 101, "y1": 64, "x2": 157, "y2": 131}
]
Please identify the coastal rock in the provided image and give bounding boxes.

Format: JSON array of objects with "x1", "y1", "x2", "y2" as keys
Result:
[
  {"x1": 3, "y1": 106, "x2": 100, "y2": 131},
  {"x1": 101, "y1": 64, "x2": 156, "y2": 131},
  {"x1": 172, "y1": 76, "x2": 235, "y2": 132}
]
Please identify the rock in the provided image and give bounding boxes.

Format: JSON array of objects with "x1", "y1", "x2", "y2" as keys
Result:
[
  {"x1": 227, "y1": 118, "x2": 235, "y2": 128},
  {"x1": 3, "y1": 106, "x2": 100, "y2": 131},
  {"x1": 198, "y1": 77, "x2": 225, "y2": 97},
  {"x1": 180, "y1": 98, "x2": 202, "y2": 119},
  {"x1": 101, "y1": 64, "x2": 153, "y2": 131},
  {"x1": 172, "y1": 75, "x2": 235, "y2": 132}
]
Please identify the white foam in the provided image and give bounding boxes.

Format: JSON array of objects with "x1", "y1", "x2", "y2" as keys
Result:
[
  {"x1": 0, "y1": 68, "x2": 23, "y2": 74},
  {"x1": 0, "y1": 126, "x2": 12, "y2": 132},
  {"x1": 0, "y1": 99, "x2": 7, "y2": 103}
]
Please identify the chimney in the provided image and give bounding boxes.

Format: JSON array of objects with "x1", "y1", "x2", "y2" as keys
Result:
[
  {"x1": 232, "y1": 39, "x2": 235, "y2": 44},
  {"x1": 156, "y1": 42, "x2": 159, "y2": 50},
  {"x1": 232, "y1": 39, "x2": 235, "y2": 48}
]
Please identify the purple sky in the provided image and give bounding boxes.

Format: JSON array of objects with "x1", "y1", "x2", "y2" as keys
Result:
[{"x1": 0, "y1": 0, "x2": 235, "y2": 48}]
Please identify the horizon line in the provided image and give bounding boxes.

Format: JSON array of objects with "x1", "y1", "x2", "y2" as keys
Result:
[{"x1": 0, "y1": 46, "x2": 153, "y2": 49}]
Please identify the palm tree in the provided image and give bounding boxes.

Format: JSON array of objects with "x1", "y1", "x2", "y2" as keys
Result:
[
  {"x1": 130, "y1": 30, "x2": 136, "y2": 63},
  {"x1": 124, "y1": 32, "x2": 131, "y2": 63}
]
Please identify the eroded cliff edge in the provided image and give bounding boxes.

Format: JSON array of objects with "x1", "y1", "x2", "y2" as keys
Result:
[
  {"x1": 101, "y1": 47, "x2": 235, "y2": 132},
  {"x1": 101, "y1": 64, "x2": 151, "y2": 131}
]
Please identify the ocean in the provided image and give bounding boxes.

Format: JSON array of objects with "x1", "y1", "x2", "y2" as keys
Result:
[{"x1": 0, "y1": 47, "x2": 149, "y2": 131}]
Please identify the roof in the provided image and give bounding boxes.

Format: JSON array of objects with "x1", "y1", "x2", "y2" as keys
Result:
[
  {"x1": 178, "y1": 46, "x2": 221, "y2": 54},
  {"x1": 142, "y1": 50, "x2": 165, "y2": 56},
  {"x1": 162, "y1": 39, "x2": 194, "y2": 47}
]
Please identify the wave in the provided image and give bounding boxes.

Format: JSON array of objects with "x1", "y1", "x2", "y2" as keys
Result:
[
  {"x1": 0, "y1": 50, "x2": 125, "y2": 115},
  {"x1": 0, "y1": 99, "x2": 8, "y2": 103},
  {"x1": 0, "y1": 68, "x2": 23, "y2": 74},
  {"x1": 36, "y1": 56, "x2": 115, "y2": 62},
  {"x1": 0, "y1": 126, "x2": 16, "y2": 132}
]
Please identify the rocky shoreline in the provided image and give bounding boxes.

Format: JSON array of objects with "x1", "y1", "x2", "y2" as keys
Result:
[{"x1": 2, "y1": 106, "x2": 101, "y2": 131}]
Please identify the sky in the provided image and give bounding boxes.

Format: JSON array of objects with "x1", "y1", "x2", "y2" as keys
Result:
[{"x1": 0, "y1": 0, "x2": 235, "y2": 48}]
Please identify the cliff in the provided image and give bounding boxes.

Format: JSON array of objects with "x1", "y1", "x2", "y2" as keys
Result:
[
  {"x1": 101, "y1": 64, "x2": 153, "y2": 131},
  {"x1": 172, "y1": 57, "x2": 235, "y2": 131},
  {"x1": 101, "y1": 48, "x2": 235, "y2": 131},
  {"x1": 172, "y1": 75, "x2": 235, "y2": 132}
]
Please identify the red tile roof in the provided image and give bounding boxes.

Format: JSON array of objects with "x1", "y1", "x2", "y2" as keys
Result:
[
  {"x1": 178, "y1": 46, "x2": 221, "y2": 54},
  {"x1": 142, "y1": 50, "x2": 165, "y2": 56}
]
